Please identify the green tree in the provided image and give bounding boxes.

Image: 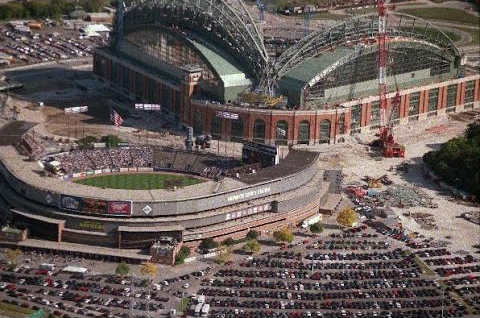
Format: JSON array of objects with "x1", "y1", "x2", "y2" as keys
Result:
[
  {"x1": 77, "y1": 135, "x2": 98, "y2": 149},
  {"x1": 199, "y1": 238, "x2": 219, "y2": 251},
  {"x1": 246, "y1": 230, "x2": 259, "y2": 240},
  {"x1": 242, "y1": 239, "x2": 261, "y2": 254},
  {"x1": 115, "y1": 262, "x2": 130, "y2": 276},
  {"x1": 337, "y1": 208, "x2": 357, "y2": 227},
  {"x1": 101, "y1": 134, "x2": 124, "y2": 148},
  {"x1": 310, "y1": 222, "x2": 323, "y2": 233},
  {"x1": 273, "y1": 227, "x2": 294, "y2": 243},
  {"x1": 175, "y1": 246, "x2": 191, "y2": 264},
  {"x1": 423, "y1": 122, "x2": 480, "y2": 201}
]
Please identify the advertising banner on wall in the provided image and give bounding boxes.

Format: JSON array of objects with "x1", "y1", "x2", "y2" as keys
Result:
[
  {"x1": 60, "y1": 195, "x2": 132, "y2": 216},
  {"x1": 108, "y1": 201, "x2": 132, "y2": 215},
  {"x1": 60, "y1": 195, "x2": 83, "y2": 211}
]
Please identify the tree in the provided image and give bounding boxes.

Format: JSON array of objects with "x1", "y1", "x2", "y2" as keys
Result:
[
  {"x1": 77, "y1": 135, "x2": 97, "y2": 149},
  {"x1": 199, "y1": 238, "x2": 219, "y2": 251},
  {"x1": 5, "y1": 248, "x2": 22, "y2": 266},
  {"x1": 423, "y1": 122, "x2": 480, "y2": 201},
  {"x1": 175, "y1": 246, "x2": 191, "y2": 265},
  {"x1": 140, "y1": 262, "x2": 157, "y2": 281},
  {"x1": 310, "y1": 222, "x2": 323, "y2": 233},
  {"x1": 115, "y1": 262, "x2": 130, "y2": 276},
  {"x1": 337, "y1": 208, "x2": 357, "y2": 227},
  {"x1": 242, "y1": 239, "x2": 261, "y2": 254},
  {"x1": 246, "y1": 230, "x2": 259, "y2": 240},
  {"x1": 273, "y1": 227, "x2": 294, "y2": 243},
  {"x1": 214, "y1": 245, "x2": 232, "y2": 264},
  {"x1": 101, "y1": 134, "x2": 124, "y2": 148}
]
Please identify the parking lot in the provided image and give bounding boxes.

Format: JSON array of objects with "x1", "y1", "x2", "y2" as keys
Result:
[
  {"x1": 194, "y1": 225, "x2": 479, "y2": 318},
  {"x1": 0, "y1": 20, "x2": 107, "y2": 67}
]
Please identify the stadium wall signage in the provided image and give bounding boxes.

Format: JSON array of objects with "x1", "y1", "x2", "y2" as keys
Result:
[
  {"x1": 227, "y1": 187, "x2": 271, "y2": 203},
  {"x1": 60, "y1": 194, "x2": 132, "y2": 216},
  {"x1": 225, "y1": 202, "x2": 272, "y2": 221},
  {"x1": 79, "y1": 220, "x2": 104, "y2": 231}
]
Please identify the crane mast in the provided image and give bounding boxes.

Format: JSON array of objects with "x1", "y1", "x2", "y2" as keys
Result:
[
  {"x1": 376, "y1": 0, "x2": 405, "y2": 158},
  {"x1": 377, "y1": 0, "x2": 388, "y2": 128}
]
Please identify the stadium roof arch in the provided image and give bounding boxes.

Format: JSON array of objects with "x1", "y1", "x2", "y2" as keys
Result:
[
  {"x1": 273, "y1": 12, "x2": 461, "y2": 87},
  {"x1": 118, "y1": 0, "x2": 269, "y2": 85}
]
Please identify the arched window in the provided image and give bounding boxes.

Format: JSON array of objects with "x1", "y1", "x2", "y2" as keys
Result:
[
  {"x1": 319, "y1": 119, "x2": 331, "y2": 144},
  {"x1": 298, "y1": 120, "x2": 310, "y2": 145},
  {"x1": 275, "y1": 120, "x2": 288, "y2": 146},
  {"x1": 211, "y1": 115, "x2": 222, "y2": 140},
  {"x1": 338, "y1": 113, "x2": 345, "y2": 135},
  {"x1": 231, "y1": 118, "x2": 244, "y2": 142},
  {"x1": 253, "y1": 119, "x2": 266, "y2": 143},
  {"x1": 193, "y1": 109, "x2": 203, "y2": 134}
]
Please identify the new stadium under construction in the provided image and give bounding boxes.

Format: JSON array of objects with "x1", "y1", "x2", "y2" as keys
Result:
[{"x1": 0, "y1": 0, "x2": 479, "y2": 264}]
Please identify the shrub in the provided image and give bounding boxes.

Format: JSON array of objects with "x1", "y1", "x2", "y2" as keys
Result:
[
  {"x1": 246, "y1": 230, "x2": 259, "y2": 240},
  {"x1": 310, "y1": 222, "x2": 323, "y2": 233},
  {"x1": 199, "y1": 238, "x2": 219, "y2": 251}
]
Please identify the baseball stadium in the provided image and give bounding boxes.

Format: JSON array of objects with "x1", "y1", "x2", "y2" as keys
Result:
[
  {"x1": 0, "y1": 0, "x2": 479, "y2": 265},
  {"x1": 93, "y1": 0, "x2": 479, "y2": 145}
]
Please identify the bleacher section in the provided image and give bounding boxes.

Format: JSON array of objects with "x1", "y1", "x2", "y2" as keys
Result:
[{"x1": 54, "y1": 146, "x2": 252, "y2": 179}]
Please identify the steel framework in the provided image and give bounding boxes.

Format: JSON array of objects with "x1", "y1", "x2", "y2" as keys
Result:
[
  {"x1": 272, "y1": 12, "x2": 460, "y2": 87},
  {"x1": 114, "y1": 0, "x2": 269, "y2": 85}
]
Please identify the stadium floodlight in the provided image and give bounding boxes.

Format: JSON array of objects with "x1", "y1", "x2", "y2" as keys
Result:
[
  {"x1": 135, "y1": 103, "x2": 161, "y2": 111},
  {"x1": 64, "y1": 106, "x2": 88, "y2": 113}
]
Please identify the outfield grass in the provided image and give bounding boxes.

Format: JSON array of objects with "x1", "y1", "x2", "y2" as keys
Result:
[
  {"x1": 74, "y1": 173, "x2": 204, "y2": 190},
  {"x1": 398, "y1": 8, "x2": 479, "y2": 25}
]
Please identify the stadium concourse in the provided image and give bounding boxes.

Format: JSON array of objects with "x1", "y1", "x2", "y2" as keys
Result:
[{"x1": 0, "y1": 123, "x2": 337, "y2": 264}]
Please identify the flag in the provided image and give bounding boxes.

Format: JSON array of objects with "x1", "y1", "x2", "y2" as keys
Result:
[{"x1": 110, "y1": 109, "x2": 124, "y2": 127}]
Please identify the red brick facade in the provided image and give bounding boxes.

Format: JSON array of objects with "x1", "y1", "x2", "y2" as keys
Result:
[{"x1": 94, "y1": 51, "x2": 480, "y2": 146}]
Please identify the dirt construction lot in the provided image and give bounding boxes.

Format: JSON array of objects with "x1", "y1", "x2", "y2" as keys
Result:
[{"x1": 317, "y1": 112, "x2": 480, "y2": 255}]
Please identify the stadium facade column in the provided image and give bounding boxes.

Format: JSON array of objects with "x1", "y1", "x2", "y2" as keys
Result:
[
  {"x1": 458, "y1": 82, "x2": 466, "y2": 106},
  {"x1": 474, "y1": 79, "x2": 480, "y2": 102},
  {"x1": 181, "y1": 67, "x2": 203, "y2": 126}
]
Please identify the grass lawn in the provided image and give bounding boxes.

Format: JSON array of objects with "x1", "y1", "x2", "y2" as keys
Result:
[
  {"x1": 399, "y1": 26, "x2": 462, "y2": 43},
  {"x1": 177, "y1": 297, "x2": 190, "y2": 312},
  {"x1": 456, "y1": 27, "x2": 480, "y2": 45},
  {"x1": 74, "y1": 173, "x2": 204, "y2": 190},
  {"x1": 398, "y1": 8, "x2": 479, "y2": 25},
  {"x1": 0, "y1": 302, "x2": 34, "y2": 318}
]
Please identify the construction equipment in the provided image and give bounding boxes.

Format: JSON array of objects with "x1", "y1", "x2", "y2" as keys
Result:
[
  {"x1": 376, "y1": 0, "x2": 405, "y2": 158},
  {"x1": 195, "y1": 134, "x2": 211, "y2": 149},
  {"x1": 365, "y1": 174, "x2": 393, "y2": 188}
]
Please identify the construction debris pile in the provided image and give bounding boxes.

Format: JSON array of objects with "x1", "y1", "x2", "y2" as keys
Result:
[
  {"x1": 409, "y1": 212, "x2": 438, "y2": 230},
  {"x1": 462, "y1": 211, "x2": 480, "y2": 225},
  {"x1": 377, "y1": 185, "x2": 438, "y2": 209}
]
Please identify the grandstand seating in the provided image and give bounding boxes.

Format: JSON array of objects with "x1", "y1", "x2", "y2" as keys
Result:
[{"x1": 54, "y1": 146, "x2": 255, "y2": 179}]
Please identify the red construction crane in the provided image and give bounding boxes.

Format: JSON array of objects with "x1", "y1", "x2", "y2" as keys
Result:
[{"x1": 376, "y1": 0, "x2": 405, "y2": 158}]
